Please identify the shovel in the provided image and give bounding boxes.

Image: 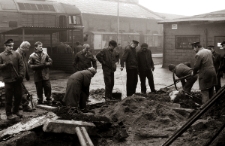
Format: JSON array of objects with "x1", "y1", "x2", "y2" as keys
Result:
[{"x1": 11, "y1": 65, "x2": 35, "y2": 110}]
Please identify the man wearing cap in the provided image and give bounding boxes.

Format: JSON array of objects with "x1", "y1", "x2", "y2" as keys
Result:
[
  {"x1": 120, "y1": 40, "x2": 139, "y2": 96},
  {"x1": 168, "y1": 62, "x2": 198, "y2": 93},
  {"x1": 28, "y1": 41, "x2": 53, "y2": 105},
  {"x1": 16, "y1": 41, "x2": 33, "y2": 112},
  {"x1": 96, "y1": 40, "x2": 119, "y2": 100},
  {"x1": 0, "y1": 39, "x2": 24, "y2": 120},
  {"x1": 62, "y1": 67, "x2": 96, "y2": 113},
  {"x1": 137, "y1": 43, "x2": 156, "y2": 94},
  {"x1": 207, "y1": 45, "x2": 222, "y2": 92},
  {"x1": 73, "y1": 43, "x2": 97, "y2": 72},
  {"x1": 192, "y1": 42, "x2": 217, "y2": 105}
]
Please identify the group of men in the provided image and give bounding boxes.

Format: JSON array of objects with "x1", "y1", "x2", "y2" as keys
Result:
[
  {"x1": 0, "y1": 39, "x2": 52, "y2": 120},
  {"x1": 169, "y1": 41, "x2": 225, "y2": 106},
  {"x1": 68, "y1": 39, "x2": 156, "y2": 111}
]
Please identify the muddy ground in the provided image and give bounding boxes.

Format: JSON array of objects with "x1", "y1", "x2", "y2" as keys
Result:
[{"x1": 1, "y1": 57, "x2": 225, "y2": 146}]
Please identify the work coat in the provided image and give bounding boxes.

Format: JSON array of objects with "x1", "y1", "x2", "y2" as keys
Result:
[
  {"x1": 62, "y1": 70, "x2": 93, "y2": 107},
  {"x1": 193, "y1": 48, "x2": 217, "y2": 90}
]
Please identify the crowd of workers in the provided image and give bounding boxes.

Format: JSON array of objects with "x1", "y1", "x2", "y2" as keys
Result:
[{"x1": 0, "y1": 38, "x2": 225, "y2": 120}]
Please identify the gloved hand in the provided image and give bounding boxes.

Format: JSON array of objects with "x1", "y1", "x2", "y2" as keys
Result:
[
  {"x1": 25, "y1": 73, "x2": 30, "y2": 81},
  {"x1": 16, "y1": 75, "x2": 23, "y2": 83}
]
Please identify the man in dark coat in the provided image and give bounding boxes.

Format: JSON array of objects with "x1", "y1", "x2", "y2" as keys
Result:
[
  {"x1": 62, "y1": 68, "x2": 96, "y2": 112},
  {"x1": 120, "y1": 40, "x2": 139, "y2": 96},
  {"x1": 96, "y1": 40, "x2": 119, "y2": 99},
  {"x1": 207, "y1": 45, "x2": 222, "y2": 92},
  {"x1": 16, "y1": 41, "x2": 33, "y2": 112},
  {"x1": 168, "y1": 62, "x2": 198, "y2": 93},
  {"x1": 137, "y1": 43, "x2": 156, "y2": 94},
  {"x1": 0, "y1": 39, "x2": 24, "y2": 120},
  {"x1": 74, "y1": 41, "x2": 83, "y2": 55},
  {"x1": 73, "y1": 44, "x2": 97, "y2": 72},
  {"x1": 192, "y1": 42, "x2": 217, "y2": 105}
]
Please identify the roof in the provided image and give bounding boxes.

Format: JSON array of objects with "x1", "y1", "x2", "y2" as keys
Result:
[
  {"x1": 0, "y1": 26, "x2": 84, "y2": 35},
  {"x1": 159, "y1": 9, "x2": 225, "y2": 23},
  {"x1": 56, "y1": 0, "x2": 162, "y2": 20},
  {"x1": 155, "y1": 12, "x2": 186, "y2": 20}
]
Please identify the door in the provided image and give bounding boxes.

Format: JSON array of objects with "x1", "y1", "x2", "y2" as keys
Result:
[{"x1": 94, "y1": 34, "x2": 102, "y2": 50}]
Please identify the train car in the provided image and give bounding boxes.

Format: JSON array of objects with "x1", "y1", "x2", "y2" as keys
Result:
[{"x1": 0, "y1": 0, "x2": 84, "y2": 73}]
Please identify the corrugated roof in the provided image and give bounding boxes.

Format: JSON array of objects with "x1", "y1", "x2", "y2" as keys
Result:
[
  {"x1": 56, "y1": 0, "x2": 162, "y2": 20},
  {"x1": 159, "y1": 9, "x2": 225, "y2": 23}
]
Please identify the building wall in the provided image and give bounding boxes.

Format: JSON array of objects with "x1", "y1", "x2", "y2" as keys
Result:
[
  {"x1": 82, "y1": 14, "x2": 163, "y2": 52},
  {"x1": 163, "y1": 22, "x2": 225, "y2": 67}
]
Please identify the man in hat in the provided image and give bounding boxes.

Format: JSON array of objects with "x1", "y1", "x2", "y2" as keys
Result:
[
  {"x1": 28, "y1": 41, "x2": 53, "y2": 105},
  {"x1": 207, "y1": 45, "x2": 223, "y2": 92},
  {"x1": 73, "y1": 43, "x2": 97, "y2": 72},
  {"x1": 137, "y1": 43, "x2": 156, "y2": 94},
  {"x1": 192, "y1": 42, "x2": 217, "y2": 105},
  {"x1": 16, "y1": 41, "x2": 33, "y2": 112},
  {"x1": 0, "y1": 39, "x2": 24, "y2": 120},
  {"x1": 62, "y1": 67, "x2": 96, "y2": 113},
  {"x1": 96, "y1": 40, "x2": 119, "y2": 100},
  {"x1": 120, "y1": 40, "x2": 139, "y2": 96},
  {"x1": 168, "y1": 62, "x2": 198, "y2": 93}
]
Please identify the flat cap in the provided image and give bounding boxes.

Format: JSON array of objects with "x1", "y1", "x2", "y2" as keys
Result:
[
  {"x1": 141, "y1": 43, "x2": 148, "y2": 48},
  {"x1": 132, "y1": 40, "x2": 139, "y2": 45},
  {"x1": 221, "y1": 41, "x2": 225, "y2": 46},
  {"x1": 168, "y1": 64, "x2": 176, "y2": 71},
  {"x1": 4, "y1": 39, "x2": 14, "y2": 45},
  {"x1": 88, "y1": 67, "x2": 96, "y2": 75}
]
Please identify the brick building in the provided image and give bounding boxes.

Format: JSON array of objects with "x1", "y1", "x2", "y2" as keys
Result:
[
  {"x1": 159, "y1": 10, "x2": 225, "y2": 67},
  {"x1": 59, "y1": 0, "x2": 163, "y2": 53}
]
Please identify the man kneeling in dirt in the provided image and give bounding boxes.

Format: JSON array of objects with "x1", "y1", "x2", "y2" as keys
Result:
[
  {"x1": 62, "y1": 67, "x2": 96, "y2": 113},
  {"x1": 168, "y1": 62, "x2": 198, "y2": 93}
]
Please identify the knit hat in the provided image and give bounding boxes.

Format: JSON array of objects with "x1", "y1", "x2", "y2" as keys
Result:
[{"x1": 168, "y1": 64, "x2": 176, "y2": 72}]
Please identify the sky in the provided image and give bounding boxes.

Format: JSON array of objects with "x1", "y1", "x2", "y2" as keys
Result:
[{"x1": 139, "y1": 0, "x2": 225, "y2": 16}]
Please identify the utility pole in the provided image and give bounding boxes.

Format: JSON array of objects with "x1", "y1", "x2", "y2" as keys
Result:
[{"x1": 117, "y1": 0, "x2": 120, "y2": 43}]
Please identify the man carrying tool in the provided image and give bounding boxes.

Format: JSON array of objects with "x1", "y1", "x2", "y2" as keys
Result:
[
  {"x1": 0, "y1": 39, "x2": 24, "y2": 120},
  {"x1": 207, "y1": 45, "x2": 223, "y2": 92},
  {"x1": 192, "y1": 42, "x2": 217, "y2": 105},
  {"x1": 62, "y1": 67, "x2": 96, "y2": 113},
  {"x1": 120, "y1": 40, "x2": 139, "y2": 96},
  {"x1": 137, "y1": 43, "x2": 156, "y2": 94},
  {"x1": 73, "y1": 44, "x2": 97, "y2": 72},
  {"x1": 168, "y1": 62, "x2": 198, "y2": 93},
  {"x1": 96, "y1": 40, "x2": 119, "y2": 100},
  {"x1": 16, "y1": 41, "x2": 33, "y2": 112},
  {"x1": 28, "y1": 41, "x2": 53, "y2": 105}
]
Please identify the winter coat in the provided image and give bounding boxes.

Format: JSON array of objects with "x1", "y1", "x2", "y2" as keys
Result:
[
  {"x1": 0, "y1": 50, "x2": 24, "y2": 83},
  {"x1": 193, "y1": 48, "x2": 217, "y2": 90},
  {"x1": 62, "y1": 70, "x2": 93, "y2": 107},
  {"x1": 16, "y1": 48, "x2": 29, "y2": 80},
  {"x1": 120, "y1": 45, "x2": 138, "y2": 70},
  {"x1": 73, "y1": 50, "x2": 97, "y2": 72},
  {"x1": 137, "y1": 48, "x2": 154, "y2": 71},
  {"x1": 28, "y1": 51, "x2": 52, "y2": 82},
  {"x1": 96, "y1": 48, "x2": 119, "y2": 73}
]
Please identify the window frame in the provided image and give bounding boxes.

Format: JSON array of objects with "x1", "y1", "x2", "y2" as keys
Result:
[{"x1": 175, "y1": 35, "x2": 200, "y2": 49}]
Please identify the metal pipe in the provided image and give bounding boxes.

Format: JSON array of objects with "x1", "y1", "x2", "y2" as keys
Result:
[
  {"x1": 81, "y1": 127, "x2": 94, "y2": 146},
  {"x1": 162, "y1": 85, "x2": 225, "y2": 146},
  {"x1": 75, "y1": 127, "x2": 87, "y2": 146}
]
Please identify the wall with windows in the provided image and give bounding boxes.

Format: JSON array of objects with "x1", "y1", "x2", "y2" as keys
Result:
[{"x1": 163, "y1": 22, "x2": 225, "y2": 67}]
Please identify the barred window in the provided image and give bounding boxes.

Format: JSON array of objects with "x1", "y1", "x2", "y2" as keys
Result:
[{"x1": 175, "y1": 35, "x2": 200, "y2": 49}]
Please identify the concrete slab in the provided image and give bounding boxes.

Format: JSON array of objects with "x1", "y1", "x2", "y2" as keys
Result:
[
  {"x1": 43, "y1": 119, "x2": 95, "y2": 134},
  {"x1": 0, "y1": 112, "x2": 58, "y2": 139}
]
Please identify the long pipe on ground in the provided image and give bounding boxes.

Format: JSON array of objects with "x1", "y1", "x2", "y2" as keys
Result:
[
  {"x1": 81, "y1": 127, "x2": 94, "y2": 146},
  {"x1": 75, "y1": 127, "x2": 87, "y2": 146},
  {"x1": 162, "y1": 85, "x2": 225, "y2": 146}
]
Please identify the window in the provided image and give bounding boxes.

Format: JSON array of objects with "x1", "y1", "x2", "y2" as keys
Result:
[
  {"x1": 17, "y1": 3, "x2": 55, "y2": 12},
  {"x1": 69, "y1": 16, "x2": 81, "y2": 24},
  {"x1": 175, "y1": 35, "x2": 200, "y2": 49}
]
